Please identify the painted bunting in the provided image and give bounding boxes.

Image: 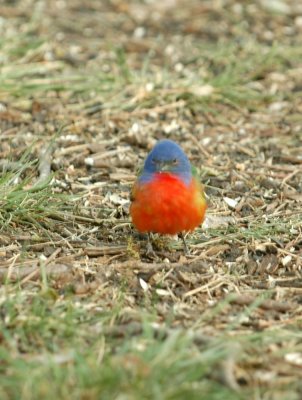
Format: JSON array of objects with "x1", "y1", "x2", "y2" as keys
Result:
[{"x1": 130, "y1": 139, "x2": 207, "y2": 253}]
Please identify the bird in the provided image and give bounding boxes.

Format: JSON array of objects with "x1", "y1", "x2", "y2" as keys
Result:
[{"x1": 130, "y1": 139, "x2": 207, "y2": 254}]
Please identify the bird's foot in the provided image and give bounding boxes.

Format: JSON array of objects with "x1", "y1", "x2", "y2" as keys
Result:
[
  {"x1": 145, "y1": 233, "x2": 158, "y2": 259},
  {"x1": 179, "y1": 232, "x2": 190, "y2": 255}
]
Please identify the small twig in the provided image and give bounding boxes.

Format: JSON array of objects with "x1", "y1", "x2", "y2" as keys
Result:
[
  {"x1": 0, "y1": 263, "x2": 71, "y2": 283},
  {"x1": 84, "y1": 245, "x2": 127, "y2": 256},
  {"x1": 259, "y1": 163, "x2": 298, "y2": 172},
  {"x1": 35, "y1": 145, "x2": 52, "y2": 186},
  {"x1": 187, "y1": 132, "x2": 211, "y2": 159},
  {"x1": 5, "y1": 254, "x2": 20, "y2": 283},
  {"x1": 57, "y1": 143, "x2": 90, "y2": 156},
  {"x1": 277, "y1": 248, "x2": 302, "y2": 261},
  {"x1": 229, "y1": 294, "x2": 296, "y2": 312},
  {"x1": 281, "y1": 169, "x2": 301, "y2": 188},
  {"x1": 85, "y1": 148, "x2": 130, "y2": 166},
  {"x1": 109, "y1": 100, "x2": 186, "y2": 121},
  {"x1": 20, "y1": 247, "x2": 62, "y2": 285},
  {"x1": 183, "y1": 278, "x2": 226, "y2": 298}
]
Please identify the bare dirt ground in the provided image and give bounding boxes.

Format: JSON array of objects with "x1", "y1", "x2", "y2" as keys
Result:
[{"x1": 0, "y1": 1, "x2": 302, "y2": 399}]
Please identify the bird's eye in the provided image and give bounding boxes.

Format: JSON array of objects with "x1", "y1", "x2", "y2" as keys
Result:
[
  {"x1": 151, "y1": 158, "x2": 156, "y2": 164},
  {"x1": 172, "y1": 158, "x2": 178, "y2": 165}
]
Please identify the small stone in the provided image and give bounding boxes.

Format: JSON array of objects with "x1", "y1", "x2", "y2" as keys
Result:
[{"x1": 281, "y1": 255, "x2": 292, "y2": 267}]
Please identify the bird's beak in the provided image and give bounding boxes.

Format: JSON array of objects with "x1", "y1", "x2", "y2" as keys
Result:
[{"x1": 156, "y1": 162, "x2": 171, "y2": 172}]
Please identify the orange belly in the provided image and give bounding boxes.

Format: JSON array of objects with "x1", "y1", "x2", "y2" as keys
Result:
[{"x1": 130, "y1": 173, "x2": 206, "y2": 235}]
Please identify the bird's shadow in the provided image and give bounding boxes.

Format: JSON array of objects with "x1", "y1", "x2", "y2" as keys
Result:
[{"x1": 134, "y1": 232, "x2": 188, "y2": 262}]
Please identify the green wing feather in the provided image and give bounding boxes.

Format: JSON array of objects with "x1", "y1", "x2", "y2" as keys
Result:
[
  {"x1": 131, "y1": 164, "x2": 144, "y2": 202},
  {"x1": 191, "y1": 165, "x2": 199, "y2": 179},
  {"x1": 191, "y1": 164, "x2": 207, "y2": 203},
  {"x1": 136, "y1": 164, "x2": 144, "y2": 177}
]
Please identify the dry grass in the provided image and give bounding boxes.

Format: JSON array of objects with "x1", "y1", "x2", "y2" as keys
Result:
[{"x1": 0, "y1": 0, "x2": 302, "y2": 399}]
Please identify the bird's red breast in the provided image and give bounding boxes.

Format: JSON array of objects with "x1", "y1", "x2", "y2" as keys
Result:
[{"x1": 130, "y1": 173, "x2": 207, "y2": 235}]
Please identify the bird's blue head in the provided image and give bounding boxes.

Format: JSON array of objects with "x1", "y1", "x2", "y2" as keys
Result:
[{"x1": 139, "y1": 139, "x2": 192, "y2": 185}]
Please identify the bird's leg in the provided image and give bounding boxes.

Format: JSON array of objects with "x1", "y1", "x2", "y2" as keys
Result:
[
  {"x1": 146, "y1": 232, "x2": 157, "y2": 258},
  {"x1": 179, "y1": 232, "x2": 190, "y2": 255}
]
